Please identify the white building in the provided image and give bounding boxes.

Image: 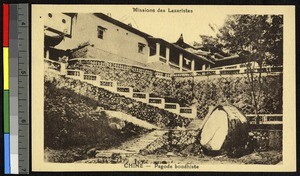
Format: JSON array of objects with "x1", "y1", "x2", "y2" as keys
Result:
[{"x1": 44, "y1": 13, "x2": 217, "y2": 72}]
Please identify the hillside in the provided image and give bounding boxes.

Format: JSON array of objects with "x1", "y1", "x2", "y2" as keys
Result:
[
  {"x1": 44, "y1": 78, "x2": 150, "y2": 150},
  {"x1": 68, "y1": 59, "x2": 283, "y2": 118}
]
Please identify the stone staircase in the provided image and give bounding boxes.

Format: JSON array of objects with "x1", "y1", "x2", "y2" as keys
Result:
[
  {"x1": 45, "y1": 59, "x2": 196, "y2": 119},
  {"x1": 96, "y1": 130, "x2": 168, "y2": 155},
  {"x1": 118, "y1": 130, "x2": 168, "y2": 153},
  {"x1": 50, "y1": 71, "x2": 191, "y2": 128}
]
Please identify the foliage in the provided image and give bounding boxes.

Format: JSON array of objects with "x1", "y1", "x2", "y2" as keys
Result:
[
  {"x1": 217, "y1": 15, "x2": 283, "y2": 120},
  {"x1": 174, "y1": 75, "x2": 282, "y2": 118},
  {"x1": 194, "y1": 35, "x2": 228, "y2": 56},
  {"x1": 218, "y1": 15, "x2": 283, "y2": 66},
  {"x1": 44, "y1": 80, "x2": 149, "y2": 149}
]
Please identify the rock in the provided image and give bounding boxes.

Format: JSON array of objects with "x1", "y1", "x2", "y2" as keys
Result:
[
  {"x1": 86, "y1": 148, "x2": 97, "y2": 158},
  {"x1": 166, "y1": 152, "x2": 176, "y2": 157}
]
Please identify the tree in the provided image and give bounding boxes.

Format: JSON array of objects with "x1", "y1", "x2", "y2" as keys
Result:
[
  {"x1": 218, "y1": 15, "x2": 283, "y2": 67},
  {"x1": 217, "y1": 15, "x2": 283, "y2": 123},
  {"x1": 193, "y1": 35, "x2": 230, "y2": 58}
]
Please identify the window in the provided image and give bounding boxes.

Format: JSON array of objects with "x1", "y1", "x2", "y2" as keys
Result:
[
  {"x1": 138, "y1": 43, "x2": 146, "y2": 54},
  {"x1": 97, "y1": 26, "x2": 106, "y2": 39},
  {"x1": 160, "y1": 45, "x2": 166, "y2": 57}
]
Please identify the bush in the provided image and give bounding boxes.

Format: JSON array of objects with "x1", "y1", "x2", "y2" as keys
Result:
[
  {"x1": 69, "y1": 60, "x2": 282, "y2": 119},
  {"x1": 44, "y1": 81, "x2": 149, "y2": 149}
]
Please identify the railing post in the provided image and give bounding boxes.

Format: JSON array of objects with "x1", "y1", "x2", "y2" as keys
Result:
[
  {"x1": 192, "y1": 105, "x2": 197, "y2": 119},
  {"x1": 60, "y1": 62, "x2": 67, "y2": 75},
  {"x1": 79, "y1": 70, "x2": 84, "y2": 81}
]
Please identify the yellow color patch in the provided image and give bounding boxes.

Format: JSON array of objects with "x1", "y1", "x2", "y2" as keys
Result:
[{"x1": 3, "y1": 47, "x2": 9, "y2": 90}]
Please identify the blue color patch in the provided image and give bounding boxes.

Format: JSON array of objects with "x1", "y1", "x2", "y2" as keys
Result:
[{"x1": 4, "y1": 133, "x2": 11, "y2": 174}]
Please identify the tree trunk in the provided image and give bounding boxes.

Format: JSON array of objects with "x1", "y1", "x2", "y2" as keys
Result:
[{"x1": 246, "y1": 61, "x2": 261, "y2": 124}]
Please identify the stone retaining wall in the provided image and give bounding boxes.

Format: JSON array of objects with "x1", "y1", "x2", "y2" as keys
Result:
[
  {"x1": 44, "y1": 72, "x2": 191, "y2": 128},
  {"x1": 141, "y1": 128, "x2": 282, "y2": 157}
]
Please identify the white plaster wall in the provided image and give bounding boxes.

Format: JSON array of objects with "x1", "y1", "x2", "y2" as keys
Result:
[
  {"x1": 56, "y1": 13, "x2": 149, "y2": 64},
  {"x1": 44, "y1": 13, "x2": 72, "y2": 35}
]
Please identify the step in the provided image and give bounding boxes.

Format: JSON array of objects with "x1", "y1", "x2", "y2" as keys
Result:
[
  {"x1": 68, "y1": 70, "x2": 194, "y2": 118},
  {"x1": 95, "y1": 130, "x2": 168, "y2": 157},
  {"x1": 118, "y1": 130, "x2": 168, "y2": 153}
]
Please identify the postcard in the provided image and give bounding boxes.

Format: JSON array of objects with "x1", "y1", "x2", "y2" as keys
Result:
[{"x1": 31, "y1": 4, "x2": 296, "y2": 172}]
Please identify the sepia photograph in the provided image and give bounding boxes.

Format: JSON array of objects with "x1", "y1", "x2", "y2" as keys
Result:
[{"x1": 31, "y1": 5, "x2": 296, "y2": 172}]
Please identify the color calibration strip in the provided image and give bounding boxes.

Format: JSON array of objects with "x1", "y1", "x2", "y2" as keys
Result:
[
  {"x1": 3, "y1": 4, "x2": 29, "y2": 174},
  {"x1": 3, "y1": 3, "x2": 11, "y2": 174},
  {"x1": 10, "y1": 4, "x2": 19, "y2": 174},
  {"x1": 17, "y1": 4, "x2": 30, "y2": 174}
]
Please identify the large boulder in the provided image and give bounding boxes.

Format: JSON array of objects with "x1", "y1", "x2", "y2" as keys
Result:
[{"x1": 200, "y1": 105, "x2": 250, "y2": 157}]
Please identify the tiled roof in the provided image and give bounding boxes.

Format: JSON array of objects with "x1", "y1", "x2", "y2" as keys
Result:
[{"x1": 93, "y1": 13, "x2": 152, "y2": 39}]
